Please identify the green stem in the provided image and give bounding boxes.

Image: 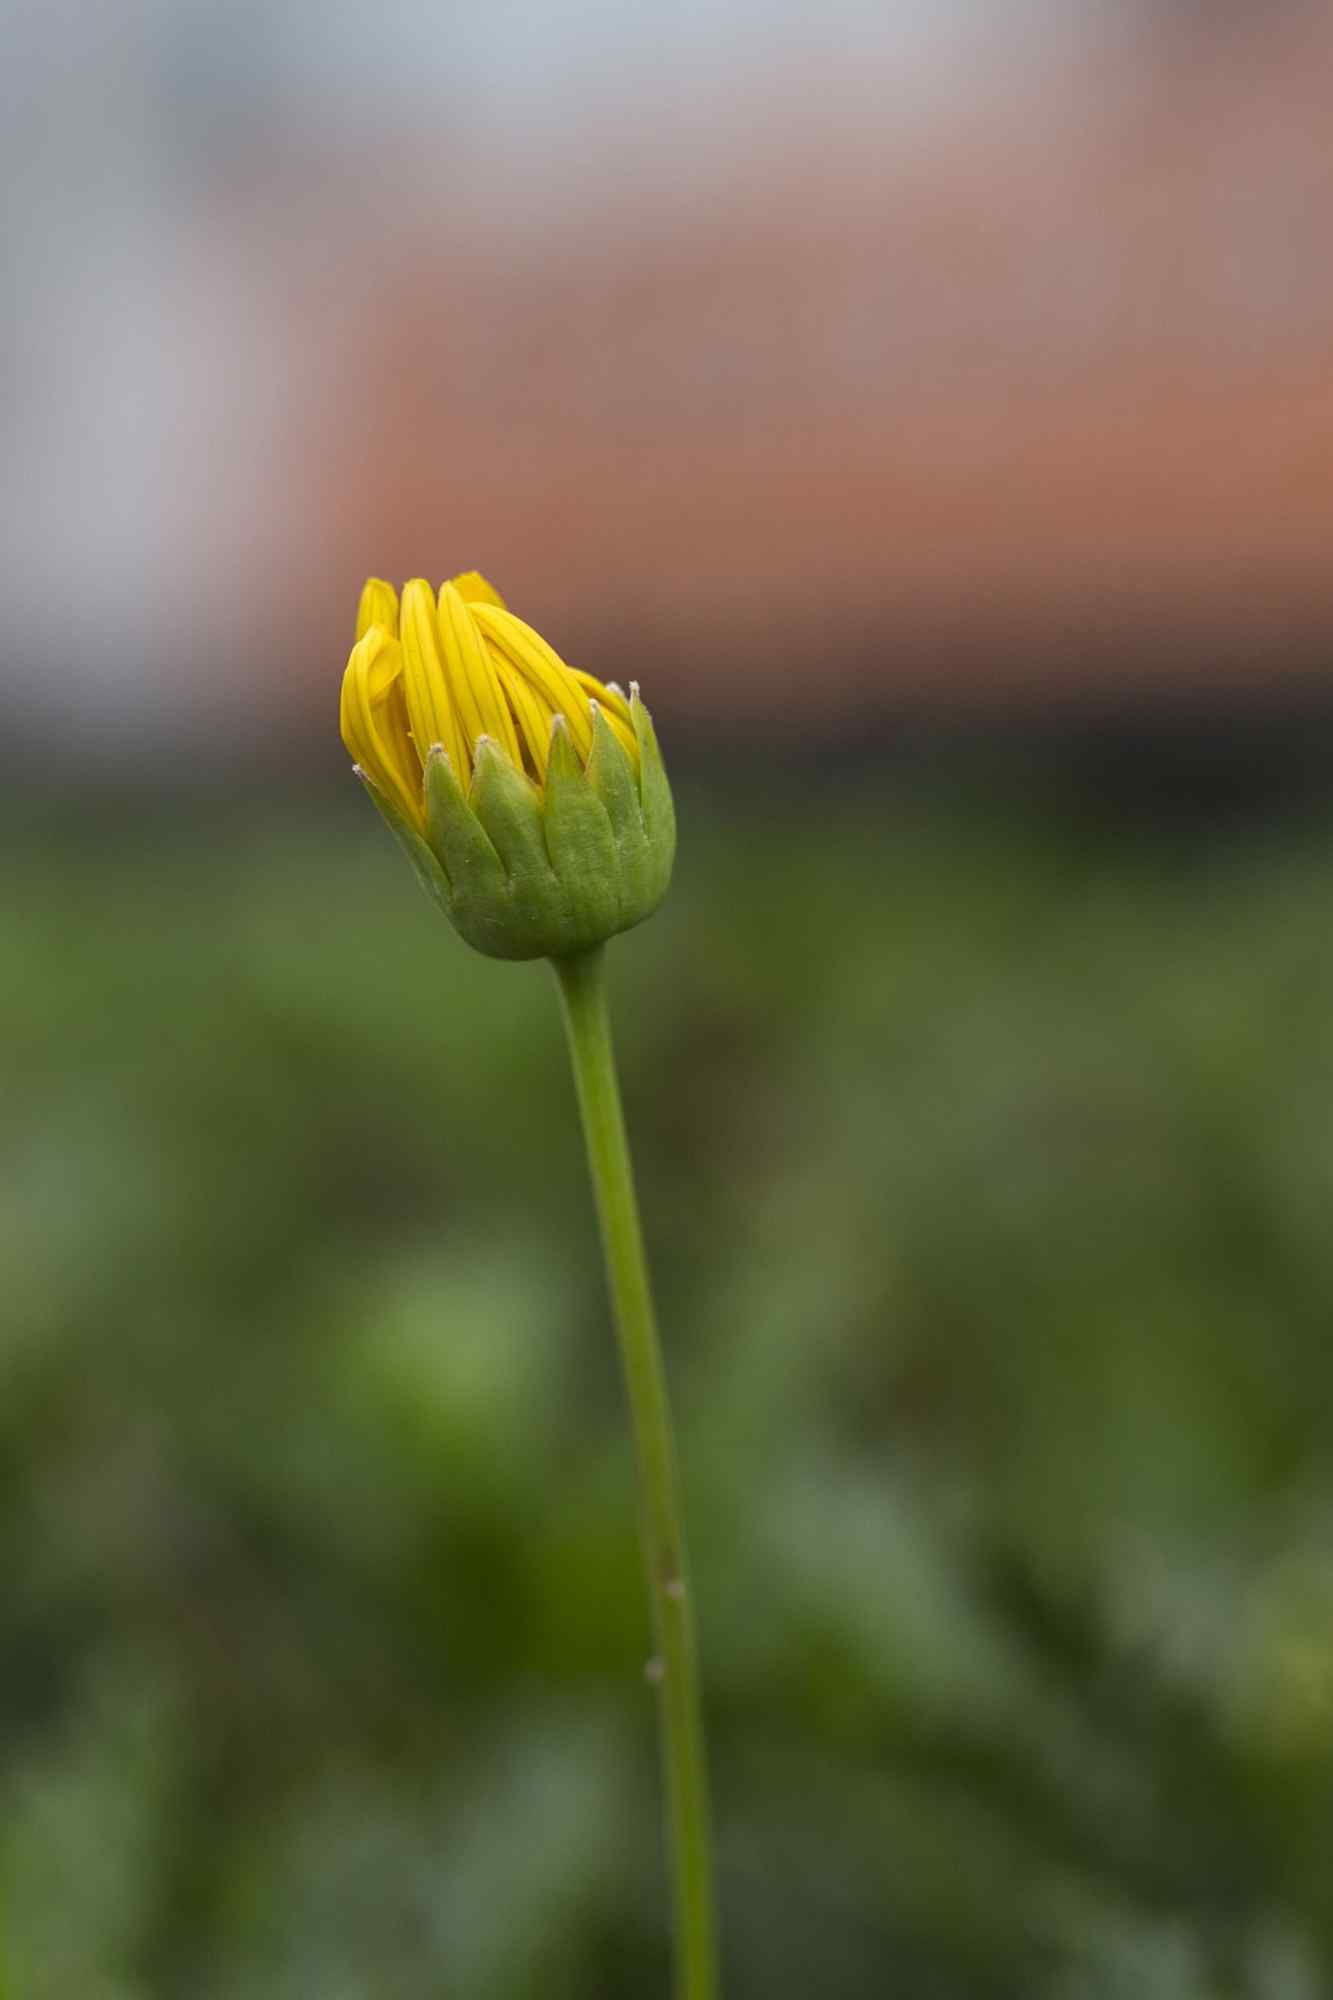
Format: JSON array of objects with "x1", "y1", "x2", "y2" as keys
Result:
[{"x1": 552, "y1": 945, "x2": 719, "y2": 2000}]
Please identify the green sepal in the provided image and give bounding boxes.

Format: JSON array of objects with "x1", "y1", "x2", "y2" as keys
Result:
[
  {"x1": 586, "y1": 705, "x2": 653, "y2": 918},
  {"x1": 355, "y1": 770, "x2": 453, "y2": 922},
  {"x1": 543, "y1": 715, "x2": 623, "y2": 950},
  {"x1": 423, "y1": 748, "x2": 511, "y2": 954},
  {"x1": 457, "y1": 735, "x2": 570, "y2": 960},
  {"x1": 469, "y1": 736, "x2": 553, "y2": 891},
  {"x1": 424, "y1": 748, "x2": 505, "y2": 899},
  {"x1": 631, "y1": 687, "x2": 676, "y2": 907}
]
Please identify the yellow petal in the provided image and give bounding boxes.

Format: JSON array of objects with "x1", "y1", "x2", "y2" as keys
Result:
[
  {"x1": 491, "y1": 638, "x2": 558, "y2": 779},
  {"x1": 574, "y1": 669, "x2": 631, "y2": 724},
  {"x1": 400, "y1": 577, "x2": 471, "y2": 780},
  {"x1": 572, "y1": 670, "x2": 638, "y2": 765},
  {"x1": 470, "y1": 604, "x2": 594, "y2": 760},
  {"x1": 356, "y1": 577, "x2": 400, "y2": 642},
  {"x1": 449, "y1": 571, "x2": 508, "y2": 610},
  {"x1": 437, "y1": 582, "x2": 521, "y2": 768},
  {"x1": 340, "y1": 628, "x2": 424, "y2": 828}
]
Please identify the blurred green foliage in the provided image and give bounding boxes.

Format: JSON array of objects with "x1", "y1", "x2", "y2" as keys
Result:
[{"x1": 4, "y1": 781, "x2": 1333, "y2": 1998}]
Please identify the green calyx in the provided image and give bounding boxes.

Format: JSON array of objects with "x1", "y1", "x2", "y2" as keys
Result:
[{"x1": 357, "y1": 689, "x2": 675, "y2": 961}]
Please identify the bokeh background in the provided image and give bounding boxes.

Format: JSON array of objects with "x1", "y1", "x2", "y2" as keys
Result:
[{"x1": 5, "y1": 2, "x2": 1333, "y2": 1994}]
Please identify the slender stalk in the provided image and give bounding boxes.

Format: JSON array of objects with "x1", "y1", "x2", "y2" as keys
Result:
[{"x1": 552, "y1": 945, "x2": 719, "y2": 2000}]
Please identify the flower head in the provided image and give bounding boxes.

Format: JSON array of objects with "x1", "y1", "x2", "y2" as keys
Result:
[{"x1": 340, "y1": 573, "x2": 674, "y2": 960}]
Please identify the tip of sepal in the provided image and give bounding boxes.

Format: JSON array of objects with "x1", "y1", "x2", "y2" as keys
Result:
[
  {"x1": 423, "y1": 741, "x2": 462, "y2": 792},
  {"x1": 470, "y1": 731, "x2": 529, "y2": 791},
  {"x1": 474, "y1": 730, "x2": 518, "y2": 759},
  {"x1": 545, "y1": 710, "x2": 588, "y2": 784}
]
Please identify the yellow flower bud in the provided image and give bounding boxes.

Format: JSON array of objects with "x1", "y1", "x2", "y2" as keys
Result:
[{"x1": 339, "y1": 573, "x2": 675, "y2": 960}]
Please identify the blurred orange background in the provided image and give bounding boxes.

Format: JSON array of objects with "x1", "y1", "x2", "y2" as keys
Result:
[{"x1": 7, "y1": 1, "x2": 1332, "y2": 748}]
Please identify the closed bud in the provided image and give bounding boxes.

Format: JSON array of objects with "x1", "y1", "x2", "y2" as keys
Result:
[{"x1": 339, "y1": 574, "x2": 675, "y2": 960}]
